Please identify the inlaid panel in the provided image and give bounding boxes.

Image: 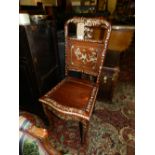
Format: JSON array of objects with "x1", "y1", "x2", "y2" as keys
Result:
[{"x1": 66, "y1": 39, "x2": 105, "y2": 76}]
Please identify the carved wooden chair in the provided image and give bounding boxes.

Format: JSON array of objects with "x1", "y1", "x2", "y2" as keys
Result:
[{"x1": 39, "y1": 17, "x2": 111, "y2": 146}]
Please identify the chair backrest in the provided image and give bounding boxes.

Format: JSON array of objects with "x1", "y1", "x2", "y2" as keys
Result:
[{"x1": 64, "y1": 17, "x2": 111, "y2": 84}]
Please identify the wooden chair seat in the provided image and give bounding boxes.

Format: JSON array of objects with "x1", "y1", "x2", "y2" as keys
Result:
[{"x1": 40, "y1": 77, "x2": 98, "y2": 121}]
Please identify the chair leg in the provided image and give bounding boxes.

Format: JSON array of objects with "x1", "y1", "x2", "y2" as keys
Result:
[
  {"x1": 42, "y1": 105, "x2": 56, "y2": 128},
  {"x1": 42, "y1": 105, "x2": 50, "y2": 123},
  {"x1": 79, "y1": 121, "x2": 89, "y2": 146}
]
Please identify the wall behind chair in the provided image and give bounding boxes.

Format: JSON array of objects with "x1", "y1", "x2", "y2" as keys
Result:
[
  {"x1": 20, "y1": 0, "x2": 57, "y2": 6},
  {"x1": 108, "y1": 0, "x2": 117, "y2": 15},
  {"x1": 20, "y1": 0, "x2": 36, "y2": 6}
]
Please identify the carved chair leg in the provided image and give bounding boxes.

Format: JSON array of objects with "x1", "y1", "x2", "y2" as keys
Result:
[
  {"x1": 79, "y1": 120, "x2": 89, "y2": 146},
  {"x1": 92, "y1": 106, "x2": 95, "y2": 114},
  {"x1": 42, "y1": 104, "x2": 50, "y2": 124},
  {"x1": 42, "y1": 105, "x2": 55, "y2": 128}
]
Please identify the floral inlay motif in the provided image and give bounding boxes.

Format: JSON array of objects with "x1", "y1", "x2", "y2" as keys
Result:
[{"x1": 71, "y1": 45, "x2": 97, "y2": 66}]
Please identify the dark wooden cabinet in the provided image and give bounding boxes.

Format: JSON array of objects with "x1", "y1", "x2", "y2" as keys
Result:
[{"x1": 19, "y1": 21, "x2": 60, "y2": 115}]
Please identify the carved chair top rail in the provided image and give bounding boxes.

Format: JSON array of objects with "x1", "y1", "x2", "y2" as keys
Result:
[
  {"x1": 64, "y1": 16, "x2": 111, "y2": 43},
  {"x1": 65, "y1": 16, "x2": 111, "y2": 28}
]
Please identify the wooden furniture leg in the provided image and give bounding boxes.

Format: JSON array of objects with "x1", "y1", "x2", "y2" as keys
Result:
[{"x1": 79, "y1": 121, "x2": 89, "y2": 146}]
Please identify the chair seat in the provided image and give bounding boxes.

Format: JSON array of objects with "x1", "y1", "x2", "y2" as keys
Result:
[{"x1": 40, "y1": 77, "x2": 98, "y2": 120}]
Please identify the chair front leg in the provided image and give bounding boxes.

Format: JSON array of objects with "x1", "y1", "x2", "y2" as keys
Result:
[{"x1": 79, "y1": 120, "x2": 89, "y2": 146}]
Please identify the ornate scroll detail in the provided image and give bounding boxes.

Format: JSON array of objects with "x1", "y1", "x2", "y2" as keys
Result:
[{"x1": 66, "y1": 17, "x2": 110, "y2": 29}]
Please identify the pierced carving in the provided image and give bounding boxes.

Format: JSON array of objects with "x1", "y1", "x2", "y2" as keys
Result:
[{"x1": 84, "y1": 27, "x2": 93, "y2": 39}]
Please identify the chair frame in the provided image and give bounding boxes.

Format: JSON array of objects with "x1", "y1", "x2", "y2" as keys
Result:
[{"x1": 39, "y1": 17, "x2": 111, "y2": 146}]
